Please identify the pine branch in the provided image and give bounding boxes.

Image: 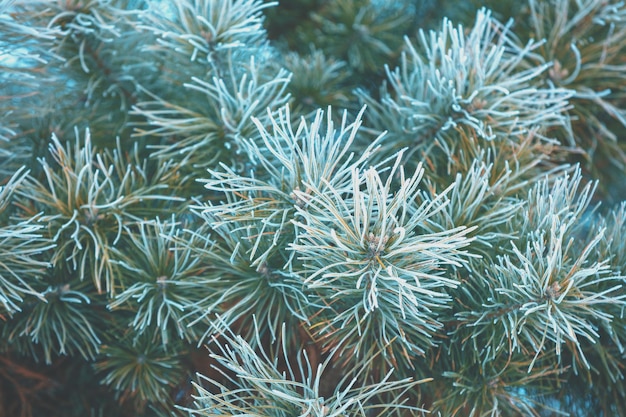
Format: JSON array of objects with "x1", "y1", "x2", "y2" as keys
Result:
[
  {"x1": 184, "y1": 318, "x2": 429, "y2": 417},
  {"x1": 14, "y1": 129, "x2": 184, "y2": 295},
  {"x1": 358, "y1": 8, "x2": 572, "y2": 179}
]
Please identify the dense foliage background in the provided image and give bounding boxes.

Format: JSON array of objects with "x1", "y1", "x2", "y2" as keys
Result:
[{"x1": 1, "y1": 0, "x2": 626, "y2": 416}]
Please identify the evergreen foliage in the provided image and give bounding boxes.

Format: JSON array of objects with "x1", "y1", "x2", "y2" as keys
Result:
[{"x1": 1, "y1": 0, "x2": 626, "y2": 416}]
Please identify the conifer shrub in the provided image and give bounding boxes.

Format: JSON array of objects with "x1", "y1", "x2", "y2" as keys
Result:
[{"x1": 1, "y1": 0, "x2": 626, "y2": 416}]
